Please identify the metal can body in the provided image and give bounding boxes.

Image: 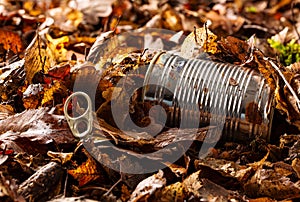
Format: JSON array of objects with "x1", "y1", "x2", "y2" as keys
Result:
[{"x1": 142, "y1": 53, "x2": 274, "y2": 141}]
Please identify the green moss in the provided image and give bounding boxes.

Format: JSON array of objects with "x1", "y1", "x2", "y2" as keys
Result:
[
  {"x1": 245, "y1": 6, "x2": 258, "y2": 13},
  {"x1": 267, "y1": 38, "x2": 300, "y2": 66}
]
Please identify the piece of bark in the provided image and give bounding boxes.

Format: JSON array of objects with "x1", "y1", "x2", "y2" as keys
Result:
[{"x1": 17, "y1": 161, "x2": 64, "y2": 202}]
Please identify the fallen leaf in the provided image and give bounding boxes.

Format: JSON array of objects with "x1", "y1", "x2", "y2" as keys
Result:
[
  {"x1": 183, "y1": 171, "x2": 243, "y2": 201},
  {"x1": 0, "y1": 108, "x2": 76, "y2": 155},
  {"x1": 22, "y1": 83, "x2": 44, "y2": 109},
  {"x1": 0, "y1": 172, "x2": 25, "y2": 202},
  {"x1": 292, "y1": 158, "x2": 300, "y2": 179},
  {"x1": 161, "y1": 6, "x2": 183, "y2": 31},
  {"x1": 244, "y1": 167, "x2": 300, "y2": 200},
  {"x1": 41, "y1": 80, "x2": 68, "y2": 106},
  {"x1": 47, "y1": 151, "x2": 73, "y2": 165},
  {"x1": 129, "y1": 170, "x2": 166, "y2": 202},
  {"x1": 68, "y1": 157, "x2": 101, "y2": 187},
  {"x1": 24, "y1": 34, "x2": 56, "y2": 83},
  {"x1": 181, "y1": 26, "x2": 219, "y2": 58},
  {"x1": 0, "y1": 29, "x2": 23, "y2": 54},
  {"x1": 154, "y1": 181, "x2": 186, "y2": 201}
]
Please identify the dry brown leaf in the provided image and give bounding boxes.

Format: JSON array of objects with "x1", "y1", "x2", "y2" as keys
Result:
[
  {"x1": 292, "y1": 158, "x2": 300, "y2": 179},
  {"x1": 24, "y1": 34, "x2": 56, "y2": 83},
  {"x1": 244, "y1": 166, "x2": 300, "y2": 200},
  {"x1": 195, "y1": 158, "x2": 253, "y2": 183},
  {"x1": 120, "y1": 184, "x2": 131, "y2": 202},
  {"x1": 181, "y1": 26, "x2": 219, "y2": 58},
  {"x1": 0, "y1": 108, "x2": 75, "y2": 155},
  {"x1": 47, "y1": 151, "x2": 73, "y2": 165},
  {"x1": 183, "y1": 171, "x2": 243, "y2": 201},
  {"x1": 41, "y1": 80, "x2": 68, "y2": 106},
  {"x1": 161, "y1": 6, "x2": 183, "y2": 31},
  {"x1": 129, "y1": 170, "x2": 166, "y2": 202},
  {"x1": 154, "y1": 181, "x2": 186, "y2": 201},
  {"x1": 22, "y1": 84, "x2": 44, "y2": 109},
  {"x1": 68, "y1": 157, "x2": 101, "y2": 187}
]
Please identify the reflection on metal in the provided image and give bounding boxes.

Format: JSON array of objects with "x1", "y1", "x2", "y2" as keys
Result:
[
  {"x1": 64, "y1": 91, "x2": 93, "y2": 138},
  {"x1": 143, "y1": 53, "x2": 274, "y2": 141}
]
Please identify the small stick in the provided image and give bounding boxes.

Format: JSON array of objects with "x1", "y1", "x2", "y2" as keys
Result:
[{"x1": 265, "y1": 57, "x2": 300, "y2": 110}]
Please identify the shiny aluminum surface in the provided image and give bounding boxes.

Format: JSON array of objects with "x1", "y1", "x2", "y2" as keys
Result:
[{"x1": 143, "y1": 53, "x2": 274, "y2": 141}]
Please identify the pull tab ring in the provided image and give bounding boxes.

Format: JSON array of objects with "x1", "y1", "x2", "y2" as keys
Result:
[{"x1": 64, "y1": 92, "x2": 93, "y2": 138}]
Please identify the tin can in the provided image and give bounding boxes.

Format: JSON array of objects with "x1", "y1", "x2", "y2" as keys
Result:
[{"x1": 142, "y1": 52, "x2": 274, "y2": 142}]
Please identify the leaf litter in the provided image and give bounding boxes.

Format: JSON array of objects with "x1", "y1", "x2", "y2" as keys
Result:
[{"x1": 0, "y1": 0, "x2": 300, "y2": 201}]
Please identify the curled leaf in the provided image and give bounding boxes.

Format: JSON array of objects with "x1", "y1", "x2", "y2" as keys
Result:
[{"x1": 68, "y1": 157, "x2": 101, "y2": 187}]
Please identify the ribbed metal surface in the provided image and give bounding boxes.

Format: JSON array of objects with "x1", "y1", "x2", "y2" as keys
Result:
[{"x1": 143, "y1": 53, "x2": 274, "y2": 141}]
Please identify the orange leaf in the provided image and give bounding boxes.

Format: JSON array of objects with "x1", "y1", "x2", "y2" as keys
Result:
[
  {"x1": 68, "y1": 157, "x2": 100, "y2": 187},
  {"x1": 0, "y1": 29, "x2": 23, "y2": 53}
]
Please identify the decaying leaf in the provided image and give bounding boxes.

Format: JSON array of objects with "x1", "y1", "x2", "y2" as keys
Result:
[
  {"x1": 195, "y1": 158, "x2": 253, "y2": 183},
  {"x1": 161, "y1": 6, "x2": 183, "y2": 31},
  {"x1": 45, "y1": 34, "x2": 69, "y2": 63},
  {"x1": 181, "y1": 26, "x2": 219, "y2": 58},
  {"x1": 129, "y1": 170, "x2": 166, "y2": 202},
  {"x1": 41, "y1": 80, "x2": 68, "y2": 106},
  {"x1": 68, "y1": 156, "x2": 101, "y2": 187},
  {"x1": 24, "y1": 34, "x2": 56, "y2": 83},
  {"x1": 0, "y1": 59, "x2": 25, "y2": 105},
  {"x1": 154, "y1": 181, "x2": 186, "y2": 201},
  {"x1": 0, "y1": 172, "x2": 25, "y2": 202},
  {"x1": 292, "y1": 158, "x2": 300, "y2": 179},
  {"x1": 0, "y1": 29, "x2": 23, "y2": 54},
  {"x1": 0, "y1": 108, "x2": 76, "y2": 155},
  {"x1": 244, "y1": 166, "x2": 300, "y2": 200},
  {"x1": 22, "y1": 83, "x2": 44, "y2": 109},
  {"x1": 47, "y1": 151, "x2": 73, "y2": 165},
  {"x1": 183, "y1": 170, "x2": 243, "y2": 201}
]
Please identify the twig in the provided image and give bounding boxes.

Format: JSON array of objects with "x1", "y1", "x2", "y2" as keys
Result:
[
  {"x1": 265, "y1": 57, "x2": 300, "y2": 110},
  {"x1": 193, "y1": 26, "x2": 197, "y2": 44},
  {"x1": 103, "y1": 178, "x2": 122, "y2": 196},
  {"x1": 204, "y1": 22, "x2": 209, "y2": 52},
  {"x1": 63, "y1": 172, "x2": 68, "y2": 197}
]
